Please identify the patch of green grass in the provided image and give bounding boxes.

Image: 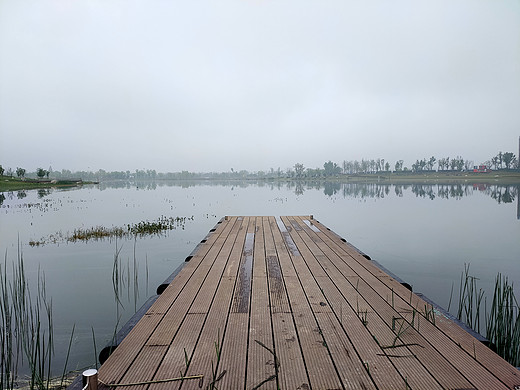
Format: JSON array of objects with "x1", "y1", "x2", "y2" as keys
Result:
[{"x1": 0, "y1": 176, "x2": 87, "y2": 192}]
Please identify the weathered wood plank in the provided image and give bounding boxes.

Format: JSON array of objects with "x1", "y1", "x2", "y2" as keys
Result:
[
  {"x1": 182, "y1": 217, "x2": 250, "y2": 390},
  {"x1": 266, "y1": 217, "x2": 309, "y2": 390},
  {"x1": 245, "y1": 217, "x2": 277, "y2": 390},
  {"x1": 273, "y1": 217, "x2": 342, "y2": 389},
  {"x1": 218, "y1": 218, "x2": 256, "y2": 389}
]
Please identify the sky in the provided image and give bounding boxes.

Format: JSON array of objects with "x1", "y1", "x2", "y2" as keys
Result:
[{"x1": 1, "y1": 0, "x2": 519, "y2": 173}]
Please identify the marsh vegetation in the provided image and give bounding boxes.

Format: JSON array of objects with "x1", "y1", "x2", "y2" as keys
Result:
[
  {"x1": 28, "y1": 216, "x2": 194, "y2": 246},
  {"x1": 0, "y1": 247, "x2": 75, "y2": 390},
  {"x1": 455, "y1": 265, "x2": 520, "y2": 366}
]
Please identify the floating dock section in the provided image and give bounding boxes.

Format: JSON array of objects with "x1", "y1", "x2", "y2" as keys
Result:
[{"x1": 95, "y1": 216, "x2": 519, "y2": 389}]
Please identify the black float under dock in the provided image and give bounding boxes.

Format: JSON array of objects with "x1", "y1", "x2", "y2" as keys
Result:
[{"x1": 93, "y1": 216, "x2": 519, "y2": 389}]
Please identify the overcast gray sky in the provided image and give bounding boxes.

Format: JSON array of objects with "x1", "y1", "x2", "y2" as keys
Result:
[{"x1": 1, "y1": 0, "x2": 519, "y2": 173}]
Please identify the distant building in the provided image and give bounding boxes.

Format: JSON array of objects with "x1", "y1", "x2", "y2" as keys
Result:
[{"x1": 473, "y1": 165, "x2": 491, "y2": 173}]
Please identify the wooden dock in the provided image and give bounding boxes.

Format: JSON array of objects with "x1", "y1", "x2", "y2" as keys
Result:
[{"x1": 96, "y1": 216, "x2": 519, "y2": 390}]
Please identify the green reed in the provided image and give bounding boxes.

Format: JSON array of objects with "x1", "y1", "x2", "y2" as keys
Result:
[
  {"x1": 455, "y1": 265, "x2": 520, "y2": 366},
  {"x1": 485, "y1": 273, "x2": 520, "y2": 367},
  {"x1": 457, "y1": 263, "x2": 484, "y2": 334},
  {"x1": 1, "y1": 245, "x2": 74, "y2": 390}
]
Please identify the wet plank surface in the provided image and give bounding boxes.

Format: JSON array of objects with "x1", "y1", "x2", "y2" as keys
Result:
[{"x1": 97, "y1": 216, "x2": 520, "y2": 390}]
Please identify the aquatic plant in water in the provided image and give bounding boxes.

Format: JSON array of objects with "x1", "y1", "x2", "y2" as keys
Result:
[
  {"x1": 485, "y1": 273, "x2": 520, "y2": 367},
  {"x1": 1, "y1": 245, "x2": 74, "y2": 389},
  {"x1": 29, "y1": 215, "x2": 194, "y2": 246},
  {"x1": 455, "y1": 264, "x2": 520, "y2": 367}
]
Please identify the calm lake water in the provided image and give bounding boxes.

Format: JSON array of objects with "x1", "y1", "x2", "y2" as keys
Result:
[{"x1": 1, "y1": 180, "x2": 519, "y2": 376}]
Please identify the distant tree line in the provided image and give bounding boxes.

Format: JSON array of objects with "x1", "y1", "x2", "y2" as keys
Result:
[
  {"x1": 0, "y1": 149, "x2": 518, "y2": 182},
  {"x1": 287, "y1": 151, "x2": 517, "y2": 178}
]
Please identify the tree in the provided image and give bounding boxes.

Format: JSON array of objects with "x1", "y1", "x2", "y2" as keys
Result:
[
  {"x1": 428, "y1": 156, "x2": 436, "y2": 171},
  {"x1": 419, "y1": 159, "x2": 427, "y2": 171},
  {"x1": 294, "y1": 163, "x2": 305, "y2": 178},
  {"x1": 37, "y1": 167, "x2": 46, "y2": 178},
  {"x1": 0, "y1": 165, "x2": 4, "y2": 176},
  {"x1": 412, "y1": 159, "x2": 428, "y2": 172},
  {"x1": 342, "y1": 160, "x2": 348, "y2": 174},
  {"x1": 16, "y1": 167, "x2": 26, "y2": 178},
  {"x1": 502, "y1": 152, "x2": 516, "y2": 169},
  {"x1": 370, "y1": 159, "x2": 376, "y2": 173},
  {"x1": 385, "y1": 162, "x2": 390, "y2": 171},
  {"x1": 323, "y1": 161, "x2": 341, "y2": 176},
  {"x1": 491, "y1": 156, "x2": 499, "y2": 170},
  {"x1": 394, "y1": 160, "x2": 404, "y2": 171},
  {"x1": 450, "y1": 158, "x2": 457, "y2": 171}
]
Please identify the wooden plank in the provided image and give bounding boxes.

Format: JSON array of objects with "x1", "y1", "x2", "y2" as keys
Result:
[
  {"x1": 264, "y1": 218, "x2": 290, "y2": 314},
  {"x1": 265, "y1": 217, "x2": 309, "y2": 390},
  {"x1": 218, "y1": 313, "x2": 250, "y2": 389},
  {"x1": 272, "y1": 217, "x2": 342, "y2": 389},
  {"x1": 182, "y1": 217, "x2": 250, "y2": 390},
  {"x1": 219, "y1": 218, "x2": 256, "y2": 389},
  {"x1": 246, "y1": 217, "x2": 277, "y2": 390}
]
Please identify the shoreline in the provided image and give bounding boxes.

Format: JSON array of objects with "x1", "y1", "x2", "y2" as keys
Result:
[
  {"x1": 1, "y1": 171, "x2": 519, "y2": 192},
  {"x1": 0, "y1": 177, "x2": 98, "y2": 192}
]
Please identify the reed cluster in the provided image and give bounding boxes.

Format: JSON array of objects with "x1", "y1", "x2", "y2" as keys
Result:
[
  {"x1": 1, "y1": 247, "x2": 72, "y2": 390},
  {"x1": 455, "y1": 265, "x2": 520, "y2": 366},
  {"x1": 486, "y1": 274, "x2": 520, "y2": 366}
]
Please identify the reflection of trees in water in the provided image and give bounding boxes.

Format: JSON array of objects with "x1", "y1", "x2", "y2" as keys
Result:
[
  {"x1": 294, "y1": 182, "x2": 305, "y2": 196},
  {"x1": 37, "y1": 189, "x2": 51, "y2": 199},
  {"x1": 341, "y1": 183, "x2": 390, "y2": 199},
  {"x1": 315, "y1": 182, "x2": 518, "y2": 207},
  {"x1": 91, "y1": 179, "x2": 518, "y2": 207},
  {"x1": 484, "y1": 185, "x2": 518, "y2": 204},
  {"x1": 324, "y1": 182, "x2": 341, "y2": 197}
]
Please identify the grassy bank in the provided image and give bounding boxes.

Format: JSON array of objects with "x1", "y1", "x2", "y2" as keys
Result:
[{"x1": 0, "y1": 176, "x2": 96, "y2": 192}]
